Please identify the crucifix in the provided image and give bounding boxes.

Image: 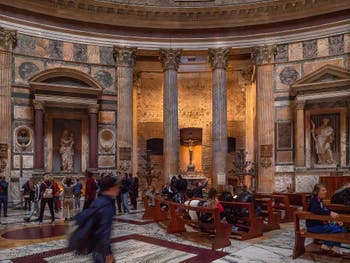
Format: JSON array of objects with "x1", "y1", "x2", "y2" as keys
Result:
[{"x1": 183, "y1": 132, "x2": 198, "y2": 172}]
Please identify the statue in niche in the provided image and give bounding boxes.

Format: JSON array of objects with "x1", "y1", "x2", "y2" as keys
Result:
[
  {"x1": 60, "y1": 129, "x2": 74, "y2": 172},
  {"x1": 311, "y1": 118, "x2": 336, "y2": 165}
]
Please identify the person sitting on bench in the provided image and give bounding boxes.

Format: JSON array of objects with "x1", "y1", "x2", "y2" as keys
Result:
[
  {"x1": 331, "y1": 182, "x2": 350, "y2": 206},
  {"x1": 306, "y1": 183, "x2": 344, "y2": 256},
  {"x1": 198, "y1": 188, "x2": 224, "y2": 223}
]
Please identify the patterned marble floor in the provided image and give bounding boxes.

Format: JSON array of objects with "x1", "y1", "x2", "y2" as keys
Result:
[{"x1": 0, "y1": 202, "x2": 349, "y2": 263}]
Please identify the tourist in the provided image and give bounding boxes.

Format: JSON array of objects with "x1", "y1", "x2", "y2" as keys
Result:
[
  {"x1": 91, "y1": 174, "x2": 121, "y2": 263},
  {"x1": 83, "y1": 171, "x2": 97, "y2": 210},
  {"x1": 192, "y1": 179, "x2": 208, "y2": 198},
  {"x1": 199, "y1": 188, "x2": 224, "y2": 223},
  {"x1": 331, "y1": 182, "x2": 350, "y2": 205},
  {"x1": 120, "y1": 173, "x2": 131, "y2": 214},
  {"x1": 22, "y1": 179, "x2": 33, "y2": 211},
  {"x1": 38, "y1": 175, "x2": 55, "y2": 224},
  {"x1": 97, "y1": 173, "x2": 107, "y2": 197},
  {"x1": 170, "y1": 176, "x2": 178, "y2": 202},
  {"x1": 145, "y1": 183, "x2": 157, "y2": 206},
  {"x1": 129, "y1": 174, "x2": 139, "y2": 210},
  {"x1": 176, "y1": 174, "x2": 188, "y2": 203},
  {"x1": 52, "y1": 180, "x2": 61, "y2": 213},
  {"x1": 0, "y1": 176, "x2": 9, "y2": 217},
  {"x1": 306, "y1": 183, "x2": 344, "y2": 256},
  {"x1": 73, "y1": 178, "x2": 83, "y2": 209},
  {"x1": 62, "y1": 176, "x2": 77, "y2": 221},
  {"x1": 24, "y1": 178, "x2": 41, "y2": 222}
]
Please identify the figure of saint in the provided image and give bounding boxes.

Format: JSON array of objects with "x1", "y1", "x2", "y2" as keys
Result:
[
  {"x1": 59, "y1": 130, "x2": 74, "y2": 172},
  {"x1": 311, "y1": 118, "x2": 336, "y2": 165}
]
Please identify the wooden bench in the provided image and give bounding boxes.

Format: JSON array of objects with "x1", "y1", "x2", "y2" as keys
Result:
[
  {"x1": 220, "y1": 201, "x2": 264, "y2": 240},
  {"x1": 256, "y1": 193, "x2": 297, "y2": 223},
  {"x1": 142, "y1": 195, "x2": 156, "y2": 220},
  {"x1": 166, "y1": 200, "x2": 232, "y2": 250},
  {"x1": 293, "y1": 211, "x2": 350, "y2": 259},
  {"x1": 256, "y1": 197, "x2": 281, "y2": 231},
  {"x1": 323, "y1": 201, "x2": 350, "y2": 214},
  {"x1": 274, "y1": 192, "x2": 311, "y2": 211}
]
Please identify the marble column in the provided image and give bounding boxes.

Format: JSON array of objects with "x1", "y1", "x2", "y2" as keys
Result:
[
  {"x1": 255, "y1": 45, "x2": 276, "y2": 193},
  {"x1": 160, "y1": 49, "x2": 181, "y2": 182},
  {"x1": 209, "y1": 48, "x2": 230, "y2": 187},
  {"x1": 0, "y1": 28, "x2": 16, "y2": 176},
  {"x1": 295, "y1": 101, "x2": 305, "y2": 167},
  {"x1": 89, "y1": 105, "x2": 98, "y2": 170},
  {"x1": 114, "y1": 47, "x2": 136, "y2": 173},
  {"x1": 34, "y1": 100, "x2": 44, "y2": 170}
]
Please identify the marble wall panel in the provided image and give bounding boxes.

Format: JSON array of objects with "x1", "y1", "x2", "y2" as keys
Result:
[
  {"x1": 98, "y1": 155, "x2": 115, "y2": 168},
  {"x1": 329, "y1": 35, "x2": 344, "y2": 56},
  {"x1": 91, "y1": 66, "x2": 115, "y2": 92},
  {"x1": 13, "y1": 105, "x2": 33, "y2": 120},
  {"x1": 288, "y1": 43, "x2": 303, "y2": 61},
  {"x1": 317, "y1": 38, "x2": 329, "y2": 57},
  {"x1": 276, "y1": 107, "x2": 292, "y2": 121},
  {"x1": 275, "y1": 64, "x2": 301, "y2": 90},
  {"x1": 303, "y1": 40, "x2": 317, "y2": 59},
  {"x1": 99, "y1": 111, "x2": 115, "y2": 124},
  {"x1": 14, "y1": 57, "x2": 44, "y2": 84},
  {"x1": 344, "y1": 34, "x2": 350, "y2": 53},
  {"x1": 45, "y1": 61, "x2": 90, "y2": 74},
  {"x1": 49, "y1": 40, "x2": 63, "y2": 60},
  {"x1": 275, "y1": 44, "x2": 289, "y2": 63},
  {"x1": 13, "y1": 155, "x2": 33, "y2": 169},
  {"x1": 35, "y1": 38, "x2": 49, "y2": 58},
  {"x1": 73, "y1": 43, "x2": 88, "y2": 62},
  {"x1": 63, "y1": 42, "x2": 74, "y2": 61},
  {"x1": 14, "y1": 34, "x2": 35, "y2": 55},
  {"x1": 303, "y1": 58, "x2": 344, "y2": 75},
  {"x1": 88, "y1": 45, "x2": 100, "y2": 64},
  {"x1": 274, "y1": 174, "x2": 293, "y2": 192},
  {"x1": 99, "y1": 46, "x2": 114, "y2": 65},
  {"x1": 295, "y1": 175, "x2": 319, "y2": 193}
]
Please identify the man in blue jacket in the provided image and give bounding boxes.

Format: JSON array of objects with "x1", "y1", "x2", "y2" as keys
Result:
[
  {"x1": 91, "y1": 174, "x2": 121, "y2": 263},
  {"x1": 0, "y1": 176, "x2": 9, "y2": 217}
]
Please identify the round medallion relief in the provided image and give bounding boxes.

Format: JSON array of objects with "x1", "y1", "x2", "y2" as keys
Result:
[
  {"x1": 14, "y1": 126, "x2": 32, "y2": 150},
  {"x1": 99, "y1": 129, "x2": 115, "y2": 152}
]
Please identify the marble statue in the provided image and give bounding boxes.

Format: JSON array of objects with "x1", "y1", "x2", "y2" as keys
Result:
[
  {"x1": 311, "y1": 118, "x2": 335, "y2": 165},
  {"x1": 59, "y1": 130, "x2": 74, "y2": 172}
]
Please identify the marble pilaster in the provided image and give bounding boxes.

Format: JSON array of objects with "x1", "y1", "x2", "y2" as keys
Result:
[
  {"x1": 254, "y1": 45, "x2": 276, "y2": 193},
  {"x1": 209, "y1": 48, "x2": 230, "y2": 187},
  {"x1": 33, "y1": 100, "x2": 44, "y2": 170},
  {"x1": 295, "y1": 101, "x2": 305, "y2": 167},
  {"x1": 160, "y1": 49, "x2": 181, "y2": 181},
  {"x1": 0, "y1": 27, "x2": 16, "y2": 177},
  {"x1": 88, "y1": 105, "x2": 99, "y2": 170},
  {"x1": 114, "y1": 46, "x2": 136, "y2": 173}
]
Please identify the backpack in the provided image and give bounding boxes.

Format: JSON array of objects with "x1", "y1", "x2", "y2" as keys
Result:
[
  {"x1": 43, "y1": 182, "x2": 53, "y2": 198},
  {"x1": 67, "y1": 203, "x2": 109, "y2": 254}
]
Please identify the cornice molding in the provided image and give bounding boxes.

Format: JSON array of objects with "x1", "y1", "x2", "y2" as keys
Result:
[
  {"x1": 0, "y1": 17, "x2": 349, "y2": 50},
  {"x1": 1, "y1": 0, "x2": 349, "y2": 29}
]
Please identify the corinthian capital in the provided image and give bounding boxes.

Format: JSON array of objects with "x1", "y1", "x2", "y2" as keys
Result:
[
  {"x1": 0, "y1": 27, "x2": 17, "y2": 51},
  {"x1": 113, "y1": 46, "x2": 136, "y2": 67},
  {"x1": 254, "y1": 45, "x2": 277, "y2": 65},
  {"x1": 208, "y1": 48, "x2": 230, "y2": 70},
  {"x1": 159, "y1": 49, "x2": 182, "y2": 71},
  {"x1": 33, "y1": 100, "x2": 44, "y2": 110}
]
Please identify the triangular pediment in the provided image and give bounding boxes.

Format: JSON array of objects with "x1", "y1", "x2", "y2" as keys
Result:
[{"x1": 291, "y1": 65, "x2": 350, "y2": 96}]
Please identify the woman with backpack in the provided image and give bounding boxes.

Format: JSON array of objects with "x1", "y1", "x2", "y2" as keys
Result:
[
  {"x1": 38, "y1": 175, "x2": 55, "y2": 224},
  {"x1": 62, "y1": 176, "x2": 77, "y2": 221}
]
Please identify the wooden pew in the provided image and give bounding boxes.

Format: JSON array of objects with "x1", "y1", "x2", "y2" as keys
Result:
[
  {"x1": 142, "y1": 195, "x2": 155, "y2": 220},
  {"x1": 274, "y1": 192, "x2": 311, "y2": 211},
  {"x1": 220, "y1": 201, "x2": 264, "y2": 240},
  {"x1": 323, "y1": 200, "x2": 350, "y2": 214},
  {"x1": 293, "y1": 211, "x2": 350, "y2": 259},
  {"x1": 255, "y1": 197, "x2": 281, "y2": 232},
  {"x1": 256, "y1": 193, "x2": 297, "y2": 223},
  {"x1": 166, "y1": 200, "x2": 232, "y2": 250}
]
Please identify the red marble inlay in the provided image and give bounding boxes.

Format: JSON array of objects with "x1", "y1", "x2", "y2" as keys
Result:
[
  {"x1": 10, "y1": 234, "x2": 228, "y2": 263},
  {"x1": 1, "y1": 225, "x2": 67, "y2": 240}
]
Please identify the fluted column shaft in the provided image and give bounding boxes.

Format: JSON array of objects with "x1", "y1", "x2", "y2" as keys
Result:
[
  {"x1": 0, "y1": 28, "x2": 16, "y2": 176},
  {"x1": 209, "y1": 48, "x2": 230, "y2": 187},
  {"x1": 114, "y1": 47, "x2": 136, "y2": 173},
  {"x1": 160, "y1": 49, "x2": 181, "y2": 181},
  {"x1": 34, "y1": 101, "x2": 44, "y2": 170},
  {"x1": 255, "y1": 45, "x2": 276, "y2": 193}
]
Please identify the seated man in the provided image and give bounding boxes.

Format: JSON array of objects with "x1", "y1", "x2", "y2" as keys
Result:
[
  {"x1": 331, "y1": 183, "x2": 350, "y2": 206},
  {"x1": 307, "y1": 183, "x2": 344, "y2": 256}
]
